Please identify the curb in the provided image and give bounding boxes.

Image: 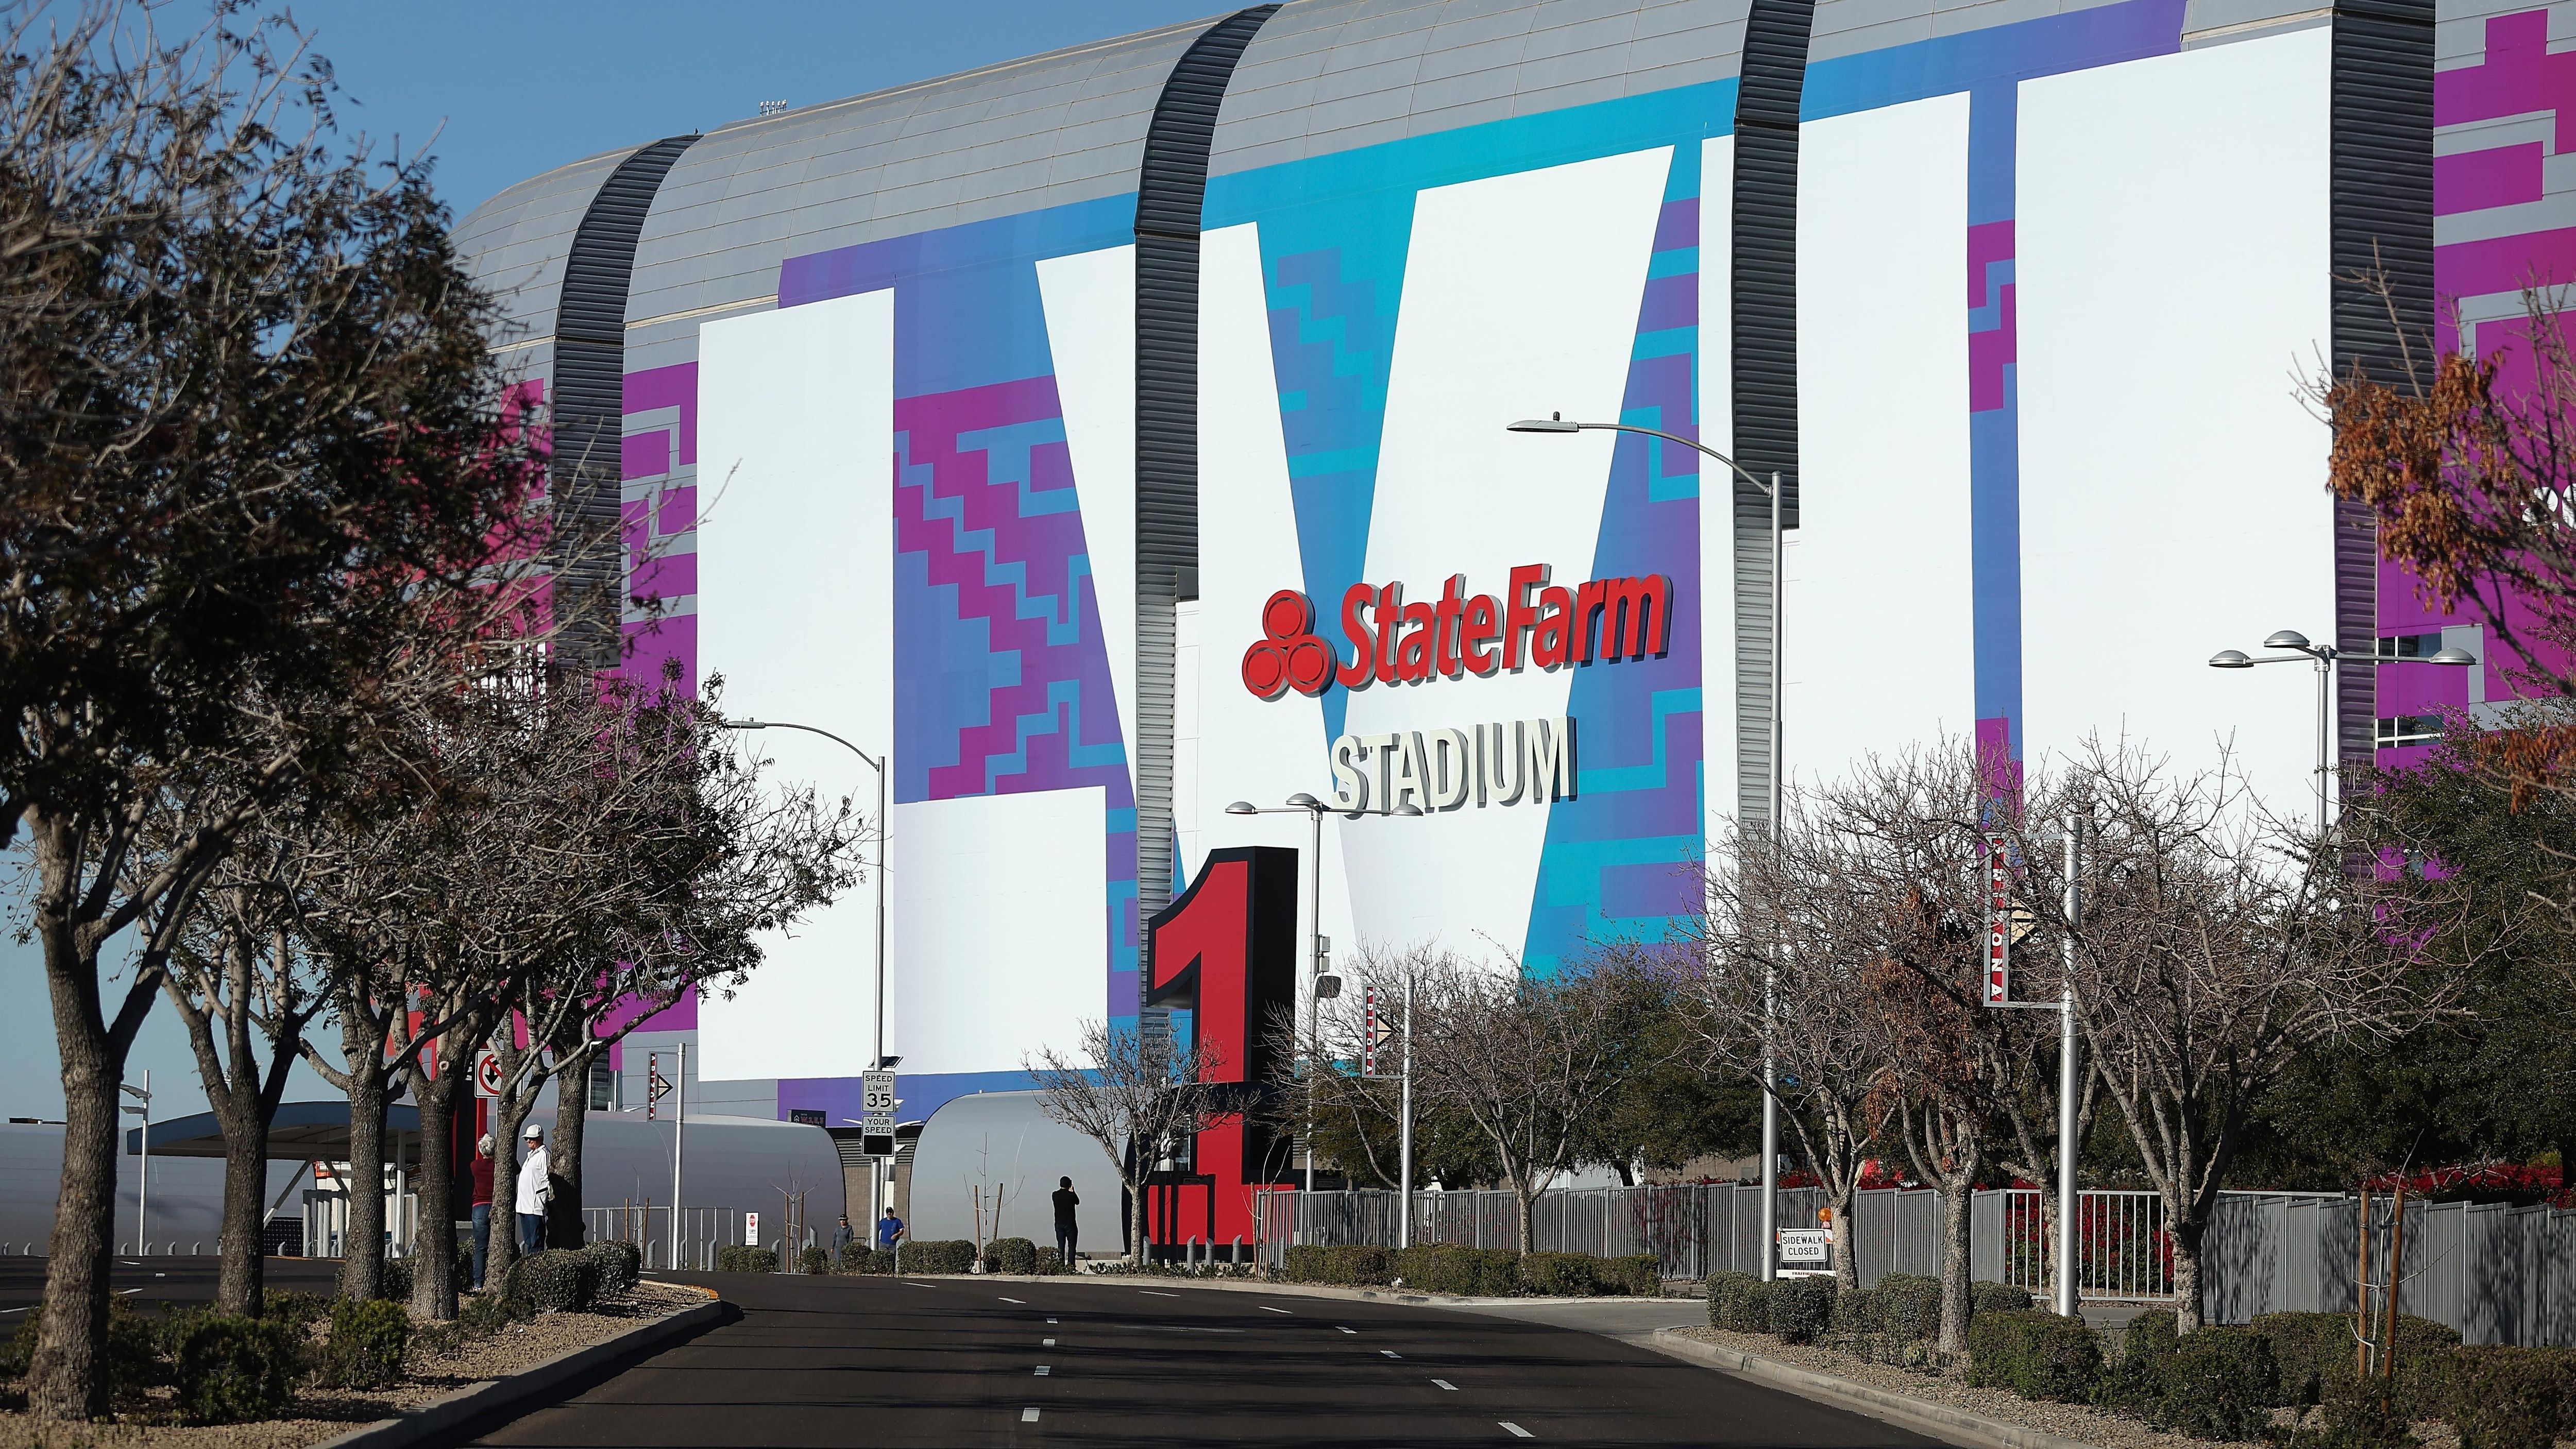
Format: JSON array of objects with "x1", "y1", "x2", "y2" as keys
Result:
[
  {"x1": 1645, "y1": 1328, "x2": 2105, "y2": 1449},
  {"x1": 884, "y1": 1271, "x2": 1697, "y2": 1310},
  {"x1": 310, "y1": 1298, "x2": 730, "y2": 1449}
]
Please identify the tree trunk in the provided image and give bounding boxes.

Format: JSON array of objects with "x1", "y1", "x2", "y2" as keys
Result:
[
  {"x1": 29, "y1": 1015, "x2": 117, "y2": 1421},
  {"x1": 1830, "y1": 1185, "x2": 1860, "y2": 1293},
  {"x1": 410, "y1": 1057, "x2": 463, "y2": 1321},
  {"x1": 2171, "y1": 1204, "x2": 2207, "y2": 1333},
  {"x1": 1938, "y1": 1180, "x2": 1975, "y2": 1355},
  {"x1": 340, "y1": 1012, "x2": 388, "y2": 1302},
  {"x1": 216, "y1": 1111, "x2": 270, "y2": 1315},
  {"x1": 549, "y1": 1046, "x2": 592, "y2": 1249},
  {"x1": 1129, "y1": 1173, "x2": 1148, "y2": 1265},
  {"x1": 1516, "y1": 1183, "x2": 1538, "y2": 1255}
]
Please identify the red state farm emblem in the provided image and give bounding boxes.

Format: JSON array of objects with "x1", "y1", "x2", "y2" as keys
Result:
[{"x1": 1241, "y1": 589, "x2": 1335, "y2": 699}]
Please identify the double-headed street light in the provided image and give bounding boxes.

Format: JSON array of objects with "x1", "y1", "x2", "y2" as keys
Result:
[
  {"x1": 1508, "y1": 413, "x2": 1791, "y2": 1282},
  {"x1": 1225, "y1": 793, "x2": 1420, "y2": 1238},
  {"x1": 723, "y1": 719, "x2": 893, "y2": 1219},
  {"x1": 2208, "y1": 632, "x2": 2476, "y2": 827}
]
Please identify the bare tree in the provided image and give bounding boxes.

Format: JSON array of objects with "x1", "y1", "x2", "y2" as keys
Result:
[
  {"x1": 1025, "y1": 1020, "x2": 1225, "y2": 1263},
  {"x1": 2046, "y1": 741, "x2": 2463, "y2": 1330},
  {"x1": 0, "y1": 3, "x2": 544, "y2": 1407},
  {"x1": 1691, "y1": 808, "x2": 1895, "y2": 1293},
  {"x1": 1402, "y1": 945, "x2": 1655, "y2": 1254}
]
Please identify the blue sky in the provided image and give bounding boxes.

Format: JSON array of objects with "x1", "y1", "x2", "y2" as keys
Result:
[
  {"x1": 283, "y1": 0, "x2": 1232, "y2": 223},
  {"x1": 0, "y1": 0, "x2": 1228, "y2": 1125}
]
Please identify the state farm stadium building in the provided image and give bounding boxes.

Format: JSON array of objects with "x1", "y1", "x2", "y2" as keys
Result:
[{"x1": 454, "y1": 0, "x2": 2554, "y2": 1132}]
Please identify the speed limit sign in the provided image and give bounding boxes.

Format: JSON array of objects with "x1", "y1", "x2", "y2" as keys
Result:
[{"x1": 474, "y1": 1051, "x2": 502, "y2": 1098}]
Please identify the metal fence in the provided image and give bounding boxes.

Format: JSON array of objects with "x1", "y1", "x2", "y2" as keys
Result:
[
  {"x1": 1255, "y1": 1185, "x2": 2576, "y2": 1345},
  {"x1": 585, "y1": 1205, "x2": 813, "y2": 1270}
]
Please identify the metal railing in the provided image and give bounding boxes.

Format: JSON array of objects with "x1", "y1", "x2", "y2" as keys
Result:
[
  {"x1": 1987, "y1": 1188, "x2": 2172, "y2": 1300},
  {"x1": 583, "y1": 1205, "x2": 746, "y2": 1270}
]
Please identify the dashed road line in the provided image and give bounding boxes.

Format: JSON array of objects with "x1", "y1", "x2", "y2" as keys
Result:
[
  {"x1": 1380, "y1": 1349, "x2": 1402, "y2": 1359},
  {"x1": 903, "y1": 1281, "x2": 938, "y2": 1288},
  {"x1": 1042, "y1": 1338, "x2": 1056, "y2": 1346},
  {"x1": 1035, "y1": 1365, "x2": 1050, "y2": 1377},
  {"x1": 1434, "y1": 1379, "x2": 1458, "y2": 1391},
  {"x1": 999, "y1": 1295, "x2": 1026, "y2": 1304},
  {"x1": 1337, "y1": 1325, "x2": 1356, "y2": 1334},
  {"x1": 1258, "y1": 1304, "x2": 1292, "y2": 1314},
  {"x1": 1046, "y1": 1317, "x2": 1058, "y2": 1324},
  {"x1": 1501, "y1": 1423, "x2": 1534, "y2": 1439},
  {"x1": 1140, "y1": 1289, "x2": 1180, "y2": 1298},
  {"x1": 1021, "y1": 1407, "x2": 1040, "y2": 1422}
]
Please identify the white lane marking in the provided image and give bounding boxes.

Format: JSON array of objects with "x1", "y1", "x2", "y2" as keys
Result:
[
  {"x1": 903, "y1": 1281, "x2": 938, "y2": 1288},
  {"x1": 1434, "y1": 1379, "x2": 1458, "y2": 1391},
  {"x1": 115, "y1": 1288, "x2": 141, "y2": 1295},
  {"x1": 1337, "y1": 1325, "x2": 1357, "y2": 1334},
  {"x1": 999, "y1": 1295, "x2": 1026, "y2": 1304},
  {"x1": 1140, "y1": 1289, "x2": 1180, "y2": 1298},
  {"x1": 1502, "y1": 1423, "x2": 1534, "y2": 1439},
  {"x1": 1258, "y1": 1304, "x2": 1292, "y2": 1314},
  {"x1": 1380, "y1": 1349, "x2": 1401, "y2": 1359},
  {"x1": 0, "y1": 1307, "x2": 28, "y2": 1315},
  {"x1": 1047, "y1": 1317, "x2": 1059, "y2": 1324},
  {"x1": 1043, "y1": 1338, "x2": 1056, "y2": 1346},
  {"x1": 1022, "y1": 1407, "x2": 1040, "y2": 1422},
  {"x1": 1035, "y1": 1365, "x2": 1051, "y2": 1376}
]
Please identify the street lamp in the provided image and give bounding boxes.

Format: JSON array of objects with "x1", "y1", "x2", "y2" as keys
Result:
[
  {"x1": 1225, "y1": 793, "x2": 1421, "y2": 1238},
  {"x1": 724, "y1": 719, "x2": 892, "y2": 1221},
  {"x1": 1510, "y1": 412, "x2": 1790, "y2": 1282},
  {"x1": 2208, "y1": 632, "x2": 2476, "y2": 827}
]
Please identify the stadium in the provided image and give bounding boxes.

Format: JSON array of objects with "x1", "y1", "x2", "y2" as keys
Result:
[{"x1": 450, "y1": 0, "x2": 2545, "y2": 1219}]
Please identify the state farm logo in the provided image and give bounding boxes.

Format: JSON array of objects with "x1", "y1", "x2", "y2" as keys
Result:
[{"x1": 1240, "y1": 565, "x2": 1673, "y2": 700}]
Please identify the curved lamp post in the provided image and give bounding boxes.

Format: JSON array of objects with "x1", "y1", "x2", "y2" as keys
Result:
[
  {"x1": 2208, "y1": 632, "x2": 2476, "y2": 827},
  {"x1": 1508, "y1": 413, "x2": 1790, "y2": 1282}
]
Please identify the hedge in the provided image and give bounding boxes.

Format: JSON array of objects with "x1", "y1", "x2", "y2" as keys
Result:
[
  {"x1": 1396, "y1": 1245, "x2": 1519, "y2": 1297},
  {"x1": 322, "y1": 1298, "x2": 411, "y2": 1390},
  {"x1": 2443, "y1": 1346, "x2": 2576, "y2": 1449},
  {"x1": 1708, "y1": 1271, "x2": 1769, "y2": 1332},
  {"x1": 170, "y1": 1314, "x2": 301, "y2": 1425},
  {"x1": 1972, "y1": 1281, "x2": 2034, "y2": 1317},
  {"x1": 1769, "y1": 1276, "x2": 1837, "y2": 1344},
  {"x1": 1519, "y1": 1252, "x2": 1600, "y2": 1297},
  {"x1": 583, "y1": 1240, "x2": 643, "y2": 1295},
  {"x1": 2153, "y1": 1326, "x2": 2279, "y2": 1442},
  {"x1": 1966, "y1": 1309, "x2": 2103, "y2": 1402},
  {"x1": 901, "y1": 1239, "x2": 978, "y2": 1274},
  {"x1": 2255, "y1": 1310, "x2": 2458, "y2": 1412},
  {"x1": 984, "y1": 1237, "x2": 1039, "y2": 1275},
  {"x1": 716, "y1": 1245, "x2": 779, "y2": 1274},
  {"x1": 840, "y1": 1243, "x2": 893, "y2": 1274},
  {"x1": 1279, "y1": 1243, "x2": 1657, "y2": 1297},
  {"x1": 508, "y1": 1248, "x2": 601, "y2": 1311}
]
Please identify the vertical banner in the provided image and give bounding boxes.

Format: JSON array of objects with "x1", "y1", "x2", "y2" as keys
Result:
[
  {"x1": 1362, "y1": 984, "x2": 1378, "y2": 1078},
  {"x1": 1984, "y1": 833, "x2": 2012, "y2": 1004}
]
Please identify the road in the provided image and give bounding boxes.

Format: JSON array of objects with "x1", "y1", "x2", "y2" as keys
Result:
[
  {"x1": 469, "y1": 1272, "x2": 1947, "y2": 1448},
  {"x1": 0, "y1": 1256, "x2": 344, "y2": 1317}
]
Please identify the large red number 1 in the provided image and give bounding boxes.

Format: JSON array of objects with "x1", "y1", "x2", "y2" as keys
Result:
[{"x1": 1144, "y1": 846, "x2": 1299, "y2": 1253}]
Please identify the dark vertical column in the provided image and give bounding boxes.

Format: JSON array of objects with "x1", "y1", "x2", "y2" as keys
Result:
[
  {"x1": 549, "y1": 134, "x2": 699, "y2": 672},
  {"x1": 2328, "y1": 0, "x2": 2432, "y2": 764},
  {"x1": 1132, "y1": 5, "x2": 1278, "y2": 1025},
  {"x1": 1730, "y1": 0, "x2": 1816, "y2": 828}
]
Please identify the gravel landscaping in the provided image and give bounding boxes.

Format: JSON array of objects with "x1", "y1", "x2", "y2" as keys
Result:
[
  {"x1": 1670, "y1": 1324, "x2": 2391, "y2": 1449},
  {"x1": 0, "y1": 1280, "x2": 704, "y2": 1448}
]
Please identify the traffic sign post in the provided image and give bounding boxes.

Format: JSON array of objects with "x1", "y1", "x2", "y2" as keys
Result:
[
  {"x1": 1777, "y1": 1228, "x2": 1831, "y2": 1268},
  {"x1": 475, "y1": 1051, "x2": 503, "y2": 1098},
  {"x1": 861, "y1": 1070, "x2": 897, "y2": 1157}
]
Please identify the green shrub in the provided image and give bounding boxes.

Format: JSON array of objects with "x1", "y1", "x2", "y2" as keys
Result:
[
  {"x1": 261, "y1": 1289, "x2": 330, "y2": 1327},
  {"x1": 1035, "y1": 1247, "x2": 1072, "y2": 1275},
  {"x1": 582, "y1": 1240, "x2": 643, "y2": 1295},
  {"x1": 457, "y1": 1290, "x2": 535, "y2": 1335},
  {"x1": 1396, "y1": 1245, "x2": 1519, "y2": 1297},
  {"x1": 507, "y1": 1248, "x2": 601, "y2": 1312},
  {"x1": 1282, "y1": 1243, "x2": 1395, "y2": 1286},
  {"x1": 985, "y1": 1238, "x2": 1039, "y2": 1275},
  {"x1": 170, "y1": 1314, "x2": 301, "y2": 1424},
  {"x1": 2257, "y1": 1311, "x2": 2458, "y2": 1413},
  {"x1": 2287, "y1": 1378, "x2": 2420, "y2": 1449},
  {"x1": 2154, "y1": 1326, "x2": 2280, "y2": 1441},
  {"x1": 1770, "y1": 1276, "x2": 1838, "y2": 1344},
  {"x1": 837, "y1": 1241, "x2": 883, "y2": 1274},
  {"x1": 1708, "y1": 1271, "x2": 1771, "y2": 1333},
  {"x1": 1832, "y1": 1283, "x2": 1884, "y2": 1336},
  {"x1": 798, "y1": 1245, "x2": 832, "y2": 1275},
  {"x1": 2095, "y1": 1310, "x2": 2181, "y2": 1416},
  {"x1": 323, "y1": 1298, "x2": 412, "y2": 1390},
  {"x1": 339, "y1": 1255, "x2": 413, "y2": 1304},
  {"x1": 1519, "y1": 1252, "x2": 1599, "y2": 1297},
  {"x1": 1972, "y1": 1281, "x2": 2034, "y2": 1318},
  {"x1": 1604, "y1": 1255, "x2": 1662, "y2": 1297},
  {"x1": 1966, "y1": 1309, "x2": 2105, "y2": 1403},
  {"x1": 1877, "y1": 1273, "x2": 1945, "y2": 1341},
  {"x1": 2444, "y1": 1346, "x2": 2576, "y2": 1449},
  {"x1": 899, "y1": 1239, "x2": 976, "y2": 1274},
  {"x1": 715, "y1": 1245, "x2": 779, "y2": 1274}
]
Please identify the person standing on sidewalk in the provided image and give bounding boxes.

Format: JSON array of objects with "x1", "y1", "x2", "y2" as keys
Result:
[
  {"x1": 469, "y1": 1135, "x2": 496, "y2": 1289},
  {"x1": 1052, "y1": 1177, "x2": 1079, "y2": 1267},
  {"x1": 517, "y1": 1124, "x2": 550, "y2": 1255}
]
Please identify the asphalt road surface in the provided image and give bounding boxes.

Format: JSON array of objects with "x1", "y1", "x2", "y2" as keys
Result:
[
  {"x1": 0, "y1": 1256, "x2": 344, "y2": 1317},
  {"x1": 468, "y1": 1272, "x2": 1947, "y2": 1448}
]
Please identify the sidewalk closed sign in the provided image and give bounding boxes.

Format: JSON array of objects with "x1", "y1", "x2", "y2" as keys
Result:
[{"x1": 1778, "y1": 1229, "x2": 1831, "y2": 1265}]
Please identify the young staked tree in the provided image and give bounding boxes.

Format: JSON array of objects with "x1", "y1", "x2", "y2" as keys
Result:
[
  {"x1": 1025, "y1": 1020, "x2": 1225, "y2": 1262},
  {"x1": 1401, "y1": 945, "x2": 1659, "y2": 1254},
  {"x1": 1691, "y1": 806, "x2": 1897, "y2": 1294},
  {"x1": 2045, "y1": 743, "x2": 2463, "y2": 1331},
  {"x1": 0, "y1": 5, "x2": 540, "y2": 1413}
]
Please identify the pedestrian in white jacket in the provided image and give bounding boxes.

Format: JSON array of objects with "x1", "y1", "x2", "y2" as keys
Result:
[{"x1": 516, "y1": 1124, "x2": 550, "y2": 1255}]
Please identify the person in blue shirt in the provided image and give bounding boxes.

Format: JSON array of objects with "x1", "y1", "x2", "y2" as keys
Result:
[{"x1": 876, "y1": 1207, "x2": 905, "y2": 1251}]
